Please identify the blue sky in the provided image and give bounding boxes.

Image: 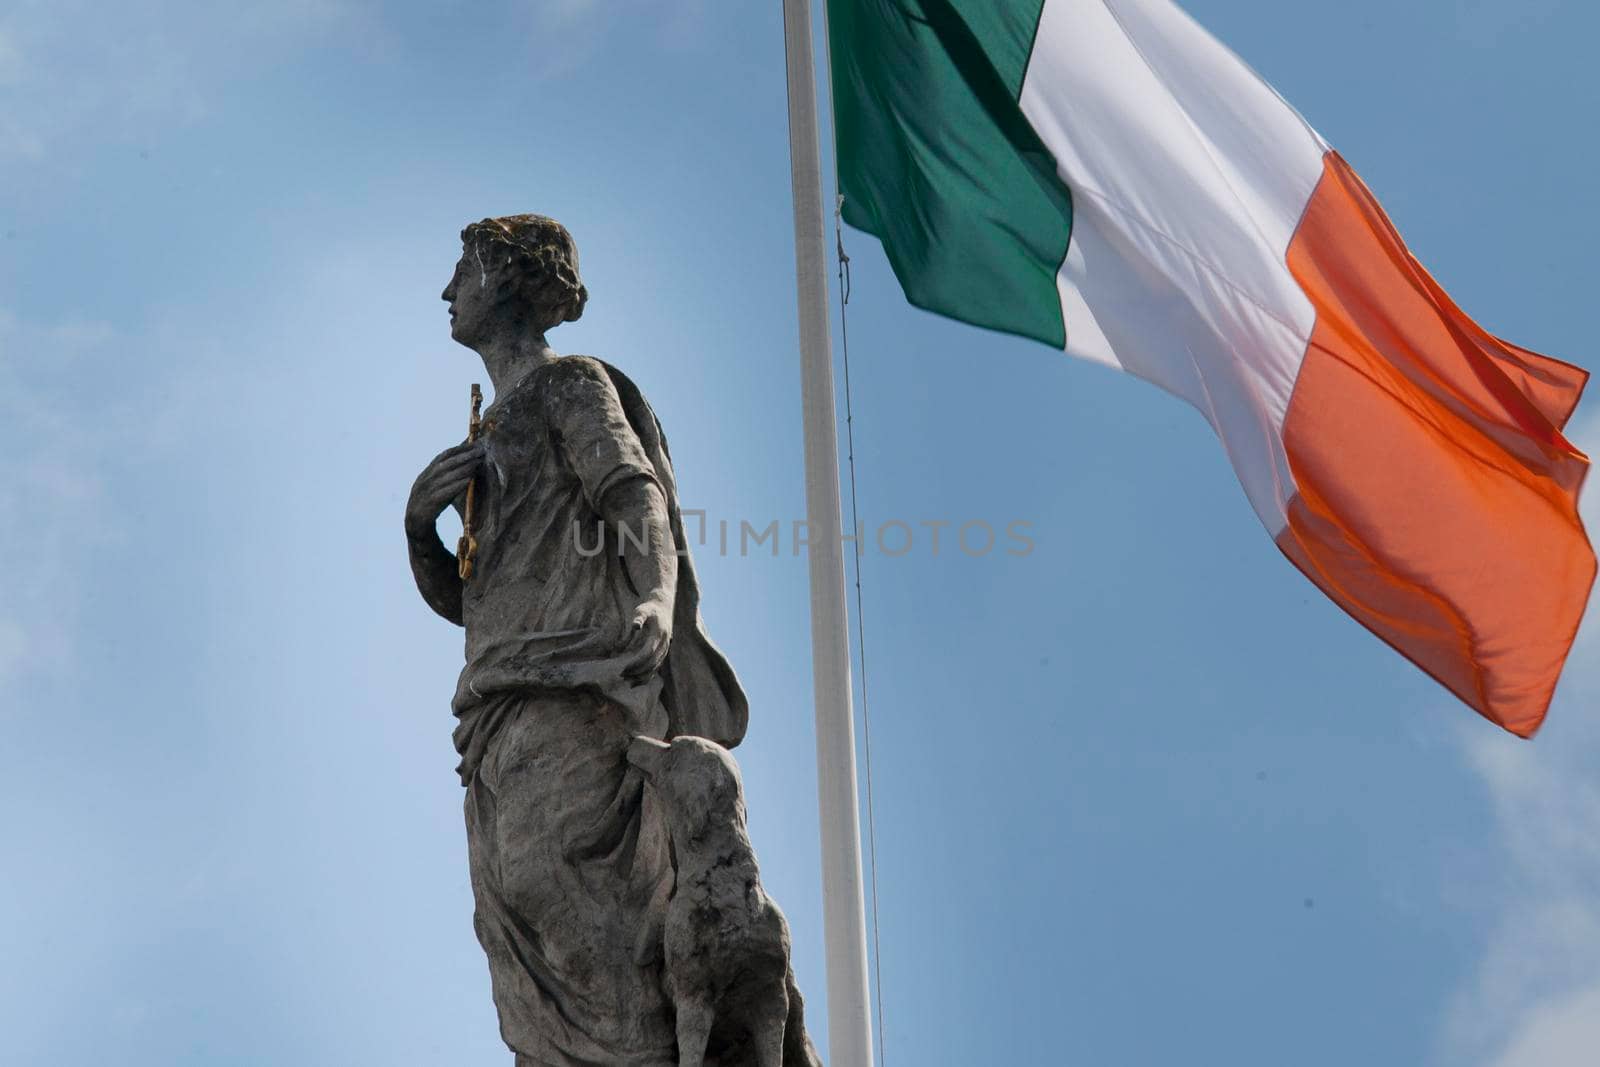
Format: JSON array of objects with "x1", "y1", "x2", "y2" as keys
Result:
[{"x1": 1, "y1": 1, "x2": 1596, "y2": 1065}]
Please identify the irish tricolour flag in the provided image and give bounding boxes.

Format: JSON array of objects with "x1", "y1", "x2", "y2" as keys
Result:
[{"x1": 830, "y1": 0, "x2": 1594, "y2": 735}]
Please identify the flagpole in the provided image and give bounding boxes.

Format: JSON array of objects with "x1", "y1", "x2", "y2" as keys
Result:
[{"x1": 781, "y1": 1, "x2": 876, "y2": 1064}]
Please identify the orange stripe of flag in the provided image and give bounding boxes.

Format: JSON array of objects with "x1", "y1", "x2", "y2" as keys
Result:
[{"x1": 1278, "y1": 152, "x2": 1594, "y2": 737}]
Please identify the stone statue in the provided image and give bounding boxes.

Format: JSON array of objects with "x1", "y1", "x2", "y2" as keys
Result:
[
  {"x1": 627, "y1": 736, "x2": 817, "y2": 1067},
  {"x1": 404, "y1": 215, "x2": 822, "y2": 1066}
]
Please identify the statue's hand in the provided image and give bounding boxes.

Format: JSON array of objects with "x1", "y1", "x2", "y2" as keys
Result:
[
  {"x1": 620, "y1": 597, "x2": 673, "y2": 680},
  {"x1": 406, "y1": 441, "x2": 484, "y2": 537}
]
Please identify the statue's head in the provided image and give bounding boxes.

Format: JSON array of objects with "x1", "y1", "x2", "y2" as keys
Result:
[{"x1": 442, "y1": 214, "x2": 589, "y2": 346}]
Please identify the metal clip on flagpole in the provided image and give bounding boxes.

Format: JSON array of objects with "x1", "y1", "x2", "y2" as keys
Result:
[{"x1": 781, "y1": 1, "x2": 876, "y2": 1065}]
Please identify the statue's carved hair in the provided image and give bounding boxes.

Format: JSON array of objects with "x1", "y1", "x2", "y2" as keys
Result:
[{"x1": 460, "y1": 214, "x2": 589, "y2": 327}]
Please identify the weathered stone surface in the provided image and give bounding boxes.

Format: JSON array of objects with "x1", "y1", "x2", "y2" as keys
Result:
[
  {"x1": 404, "y1": 214, "x2": 820, "y2": 1065},
  {"x1": 628, "y1": 736, "x2": 823, "y2": 1067}
]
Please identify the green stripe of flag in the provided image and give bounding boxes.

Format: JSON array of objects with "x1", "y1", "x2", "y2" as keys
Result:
[{"x1": 827, "y1": 0, "x2": 1074, "y2": 347}]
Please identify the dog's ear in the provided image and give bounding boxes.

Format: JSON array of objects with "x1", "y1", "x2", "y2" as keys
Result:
[{"x1": 626, "y1": 735, "x2": 671, "y2": 779}]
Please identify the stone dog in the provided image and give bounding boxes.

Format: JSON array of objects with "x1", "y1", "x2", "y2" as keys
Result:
[{"x1": 626, "y1": 735, "x2": 820, "y2": 1067}]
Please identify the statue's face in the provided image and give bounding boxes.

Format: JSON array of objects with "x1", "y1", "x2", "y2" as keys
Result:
[{"x1": 441, "y1": 248, "x2": 496, "y2": 346}]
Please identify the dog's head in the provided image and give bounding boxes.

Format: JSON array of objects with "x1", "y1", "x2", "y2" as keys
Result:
[{"x1": 627, "y1": 735, "x2": 747, "y2": 841}]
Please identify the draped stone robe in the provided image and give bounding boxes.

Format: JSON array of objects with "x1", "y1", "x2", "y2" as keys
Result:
[{"x1": 450, "y1": 355, "x2": 746, "y2": 1066}]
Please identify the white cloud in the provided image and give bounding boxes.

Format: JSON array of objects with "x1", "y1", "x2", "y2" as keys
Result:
[
  {"x1": 0, "y1": 28, "x2": 23, "y2": 85},
  {"x1": 1486, "y1": 985, "x2": 1600, "y2": 1067},
  {"x1": 0, "y1": 0, "x2": 368, "y2": 162},
  {"x1": 0, "y1": 296, "x2": 253, "y2": 696},
  {"x1": 533, "y1": 0, "x2": 601, "y2": 29},
  {"x1": 0, "y1": 619, "x2": 26, "y2": 684},
  {"x1": 1454, "y1": 0, "x2": 1566, "y2": 47},
  {"x1": 0, "y1": 310, "x2": 119, "y2": 691},
  {"x1": 1440, "y1": 411, "x2": 1600, "y2": 1066},
  {"x1": 522, "y1": 0, "x2": 710, "y2": 77},
  {"x1": 0, "y1": 26, "x2": 42, "y2": 158}
]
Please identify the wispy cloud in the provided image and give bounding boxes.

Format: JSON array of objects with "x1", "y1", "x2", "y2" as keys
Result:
[
  {"x1": 0, "y1": 301, "x2": 226, "y2": 703},
  {"x1": 1453, "y1": 0, "x2": 1567, "y2": 47},
  {"x1": 1483, "y1": 985, "x2": 1600, "y2": 1067},
  {"x1": 533, "y1": 0, "x2": 604, "y2": 30},
  {"x1": 0, "y1": 0, "x2": 366, "y2": 162},
  {"x1": 0, "y1": 309, "x2": 118, "y2": 689},
  {"x1": 522, "y1": 0, "x2": 710, "y2": 77},
  {"x1": 0, "y1": 28, "x2": 23, "y2": 85},
  {"x1": 1440, "y1": 413, "x2": 1600, "y2": 1067},
  {"x1": 0, "y1": 25, "x2": 42, "y2": 158}
]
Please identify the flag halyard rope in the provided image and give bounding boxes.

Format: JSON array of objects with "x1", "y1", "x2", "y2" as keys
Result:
[{"x1": 835, "y1": 195, "x2": 888, "y2": 1067}]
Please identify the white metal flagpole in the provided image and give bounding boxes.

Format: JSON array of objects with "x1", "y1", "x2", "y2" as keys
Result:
[{"x1": 780, "y1": 1, "x2": 876, "y2": 1065}]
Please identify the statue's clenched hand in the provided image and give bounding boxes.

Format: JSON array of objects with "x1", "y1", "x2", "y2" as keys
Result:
[
  {"x1": 407, "y1": 442, "x2": 484, "y2": 536},
  {"x1": 621, "y1": 597, "x2": 673, "y2": 680}
]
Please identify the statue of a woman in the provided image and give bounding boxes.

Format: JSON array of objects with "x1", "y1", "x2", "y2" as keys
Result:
[{"x1": 404, "y1": 216, "x2": 815, "y2": 1065}]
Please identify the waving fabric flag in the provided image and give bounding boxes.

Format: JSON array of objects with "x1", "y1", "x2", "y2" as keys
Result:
[{"x1": 828, "y1": 0, "x2": 1594, "y2": 736}]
